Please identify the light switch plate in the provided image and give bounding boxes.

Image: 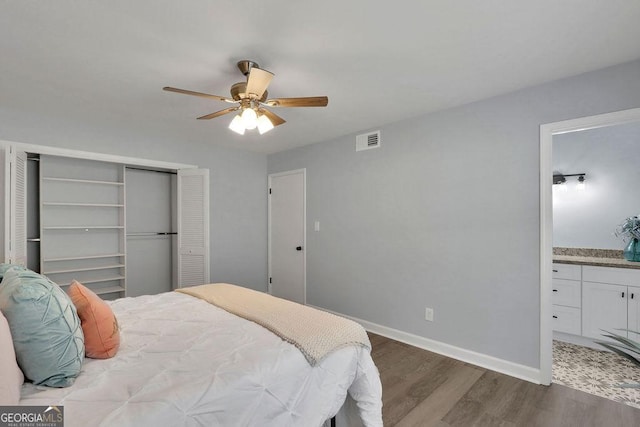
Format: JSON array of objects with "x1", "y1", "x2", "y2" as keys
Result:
[{"x1": 425, "y1": 307, "x2": 434, "y2": 322}]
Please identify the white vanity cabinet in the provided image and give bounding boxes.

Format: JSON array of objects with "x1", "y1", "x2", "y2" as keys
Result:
[
  {"x1": 628, "y1": 287, "x2": 640, "y2": 341},
  {"x1": 581, "y1": 266, "x2": 640, "y2": 341},
  {"x1": 551, "y1": 263, "x2": 581, "y2": 335}
]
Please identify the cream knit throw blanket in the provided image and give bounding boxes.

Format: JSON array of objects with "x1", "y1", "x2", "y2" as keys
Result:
[{"x1": 176, "y1": 283, "x2": 371, "y2": 365}]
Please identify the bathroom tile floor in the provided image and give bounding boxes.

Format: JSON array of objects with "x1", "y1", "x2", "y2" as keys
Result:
[{"x1": 553, "y1": 340, "x2": 640, "y2": 409}]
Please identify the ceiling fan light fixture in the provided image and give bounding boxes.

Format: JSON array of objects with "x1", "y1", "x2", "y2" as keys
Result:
[
  {"x1": 228, "y1": 114, "x2": 245, "y2": 135},
  {"x1": 164, "y1": 59, "x2": 327, "y2": 136},
  {"x1": 257, "y1": 114, "x2": 274, "y2": 134},
  {"x1": 241, "y1": 107, "x2": 258, "y2": 130}
]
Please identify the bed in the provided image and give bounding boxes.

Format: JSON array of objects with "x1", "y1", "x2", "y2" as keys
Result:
[{"x1": 17, "y1": 286, "x2": 383, "y2": 427}]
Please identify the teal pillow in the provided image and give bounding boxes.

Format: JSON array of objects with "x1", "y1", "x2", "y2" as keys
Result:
[
  {"x1": 0, "y1": 267, "x2": 84, "y2": 387},
  {"x1": 0, "y1": 264, "x2": 26, "y2": 282}
]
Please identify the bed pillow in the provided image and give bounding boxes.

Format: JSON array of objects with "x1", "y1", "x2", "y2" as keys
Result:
[
  {"x1": 0, "y1": 268, "x2": 84, "y2": 387},
  {"x1": 0, "y1": 263, "x2": 26, "y2": 282},
  {"x1": 68, "y1": 281, "x2": 120, "y2": 359},
  {"x1": 0, "y1": 310, "x2": 24, "y2": 404}
]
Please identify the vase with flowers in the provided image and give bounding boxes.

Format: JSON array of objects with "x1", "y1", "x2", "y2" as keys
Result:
[{"x1": 615, "y1": 216, "x2": 640, "y2": 262}]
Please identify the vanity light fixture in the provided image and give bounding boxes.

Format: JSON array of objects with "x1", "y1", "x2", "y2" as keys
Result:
[
  {"x1": 552, "y1": 174, "x2": 567, "y2": 185},
  {"x1": 553, "y1": 173, "x2": 586, "y2": 192}
]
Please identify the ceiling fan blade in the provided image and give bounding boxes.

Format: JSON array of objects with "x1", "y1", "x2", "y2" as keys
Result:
[
  {"x1": 197, "y1": 107, "x2": 239, "y2": 120},
  {"x1": 259, "y1": 108, "x2": 286, "y2": 126},
  {"x1": 163, "y1": 87, "x2": 236, "y2": 103},
  {"x1": 246, "y1": 68, "x2": 274, "y2": 99},
  {"x1": 264, "y1": 96, "x2": 328, "y2": 107}
]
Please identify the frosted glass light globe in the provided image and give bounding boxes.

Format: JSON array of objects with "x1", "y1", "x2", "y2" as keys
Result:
[
  {"x1": 241, "y1": 108, "x2": 258, "y2": 130},
  {"x1": 228, "y1": 115, "x2": 245, "y2": 135},
  {"x1": 257, "y1": 114, "x2": 274, "y2": 134}
]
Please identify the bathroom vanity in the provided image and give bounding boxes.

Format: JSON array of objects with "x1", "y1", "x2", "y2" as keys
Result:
[{"x1": 553, "y1": 248, "x2": 640, "y2": 347}]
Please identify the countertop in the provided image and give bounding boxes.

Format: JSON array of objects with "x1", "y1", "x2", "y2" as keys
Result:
[{"x1": 553, "y1": 247, "x2": 640, "y2": 270}]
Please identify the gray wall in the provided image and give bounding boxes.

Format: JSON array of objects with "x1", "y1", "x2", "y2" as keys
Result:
[
  {"x1": 0, "y1": 110, "x2": 268, "y2": 292},
  {"x1": 553, "y1": 122, "x2": 640, "y2": 250},
  {"x1": 268, "y1": 59, "x2": 640, "y2": 369}
]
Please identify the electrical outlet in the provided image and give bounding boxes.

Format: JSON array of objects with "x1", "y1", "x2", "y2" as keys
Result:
[{"x1": 425, "y1": 307, "x2": 434, "y2": 322}]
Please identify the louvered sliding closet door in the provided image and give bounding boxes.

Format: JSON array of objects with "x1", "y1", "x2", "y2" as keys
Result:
[
  {"x1": 177, "y1": 168, "x2": 210, "y2": 287},
  {"x1": 10, "y1": 150, "x2": 27, "y2": 266},
  {"x1": 0, "y1": 146, "x2": 6, "y2": 262}
]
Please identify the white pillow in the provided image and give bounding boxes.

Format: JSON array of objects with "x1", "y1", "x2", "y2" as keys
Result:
[{"x1": 0, "y1": 310, "x2": 24, "y2": 404}]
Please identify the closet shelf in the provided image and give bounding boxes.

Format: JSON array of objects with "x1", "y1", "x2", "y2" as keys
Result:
[
  {"x1": 42, "y1": 177, "x2": 124, "y2": 186},
  {"x1": 44, "y1": 253, "x2": 125, "y2": 262},
  {"x1": 94, "y1": 286, "x2": 126, "y2": 296},
  {"x1": 56, "y1": 285, "x2": 126, "y2": 296},
  {"x1": 43, "y1": 226, "x2": 125, "y2": 230},
  {"x1": 58, "y1": 276, "x2": 125, "y2": 287},
  {"x1": 44, "y1": 264, "x2": 125, "y2": 274},
  {"x1": 42, "y1": 202, "x2": 124, "y2": 208}
]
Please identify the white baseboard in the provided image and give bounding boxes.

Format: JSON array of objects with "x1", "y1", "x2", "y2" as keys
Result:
[{"x1": 310, "y1": 305, "x2": 542, "y2": 385}]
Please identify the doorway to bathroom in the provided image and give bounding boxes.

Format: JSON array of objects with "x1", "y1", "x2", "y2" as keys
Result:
[{"x1": 540, "y1": 107, "x2": 640, "y2": 407}]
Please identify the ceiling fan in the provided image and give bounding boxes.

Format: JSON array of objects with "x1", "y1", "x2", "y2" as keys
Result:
[{"x1": 163, "y1": 60, "x2": 328, "y2": 135}]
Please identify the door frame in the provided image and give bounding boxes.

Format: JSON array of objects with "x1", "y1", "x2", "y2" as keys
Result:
[
  {"x1": 268, "y1": 168, "x2": 307, "y2": 303},
  {"x1": 539, "y1": 107, "x2": 640, "y2": 385}
]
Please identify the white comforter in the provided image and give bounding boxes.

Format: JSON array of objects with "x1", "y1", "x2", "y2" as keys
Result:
[{"x1": 20, "y1": 292, "x2": 383, "y2": 427}]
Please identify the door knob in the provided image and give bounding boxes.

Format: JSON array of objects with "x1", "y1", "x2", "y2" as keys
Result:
[{"x1": 296, "y1": 246, "x2": 303, "y2": 251}]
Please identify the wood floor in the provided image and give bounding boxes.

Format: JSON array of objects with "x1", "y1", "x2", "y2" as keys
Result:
[{"x1": 369, "y1": 333, "x2": 640, "y2": 426}]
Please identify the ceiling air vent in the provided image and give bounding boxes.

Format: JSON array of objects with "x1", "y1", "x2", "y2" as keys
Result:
[{"x1": 355, "y1": 130, "x2": 381, "y2": 152}]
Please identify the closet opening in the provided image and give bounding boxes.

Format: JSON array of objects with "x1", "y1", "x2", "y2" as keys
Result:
[
  {"x1": 26, "y1": 154, "x2": 40, "y2": 273},
  {"x1": 5, "y1": 145, "x2": 209, "y2": 300},
  {"x1": 124, "y1": 166, "x2": 177, "y2": 297},
  {"x1": 30, "y1": 154, "x2": 129, "y2": 300}
]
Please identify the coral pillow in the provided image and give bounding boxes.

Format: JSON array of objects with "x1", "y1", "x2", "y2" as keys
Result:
[
  {"x1": 68, "y1": 281, "x2": 120, "y2": 359},
  {"x1": 0, "y1": 310, "x2": 24, "y2": 404}
]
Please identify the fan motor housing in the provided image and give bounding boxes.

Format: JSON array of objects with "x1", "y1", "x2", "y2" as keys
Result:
[{"x1": 230, "y1": 82, "x2": 268, "y2": 102}]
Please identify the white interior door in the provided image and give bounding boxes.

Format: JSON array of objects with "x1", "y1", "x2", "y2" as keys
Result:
[
  {"x1": 177, "y1": 168, "x2": 210, "y2": 288},
  {"x1": 269, "y1": 169, "x2": 305, "y2": 304}
]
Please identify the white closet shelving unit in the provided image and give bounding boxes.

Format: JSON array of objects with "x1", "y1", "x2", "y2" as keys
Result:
[
  {"x1": 39, "y1": 156, "x2": 126, "y2": 299},
  {"x1": 3, "y1": 142, "x2": 210, "y2": 299}
]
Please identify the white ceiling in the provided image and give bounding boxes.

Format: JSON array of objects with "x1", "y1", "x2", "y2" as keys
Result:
[{"x1": 1, "y1": 1, "x2": 640, "y2": 154}]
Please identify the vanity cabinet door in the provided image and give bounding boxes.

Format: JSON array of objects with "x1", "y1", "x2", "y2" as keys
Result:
[
  {"x1": 628, "y1": 285, "x2": 640, "y2": 342},
  {"x1": 582, "y1": 281, "x2": 628, "y2": 340}
]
